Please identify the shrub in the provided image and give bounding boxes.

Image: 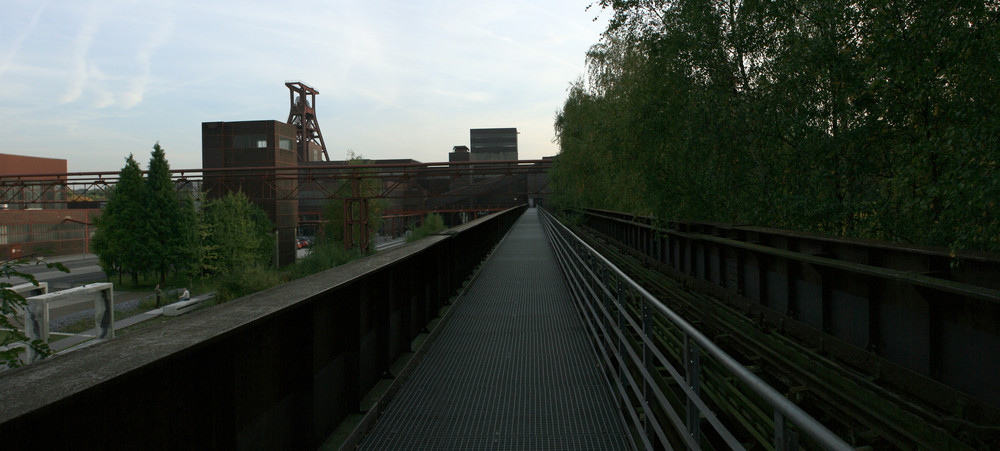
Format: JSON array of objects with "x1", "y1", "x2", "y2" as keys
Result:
[
  {"x1": 290, "y1": 242, "x2": 362, "y2": 279},
  {"x1": 215, "y1": 265, "x2": 285, "y2": 303},
  {"x1": 407, "y1": 213, "x2": 445, "y2": 242}
]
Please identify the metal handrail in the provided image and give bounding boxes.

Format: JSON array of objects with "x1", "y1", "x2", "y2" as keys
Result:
[
  {"x1": 539, "y1": 207, "x2": 852, "y2": 451},
  {"x1": 580, "y1": 208, "x2": 1000, "y2": 303}
]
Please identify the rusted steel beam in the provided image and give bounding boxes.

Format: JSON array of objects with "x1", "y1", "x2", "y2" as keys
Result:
[
  {"x1": 1, "y1": 160, "x2": 552, "y2": 205},
  {"x1": 577, "y1": 208, "x2": 1000, "y2": 425}
]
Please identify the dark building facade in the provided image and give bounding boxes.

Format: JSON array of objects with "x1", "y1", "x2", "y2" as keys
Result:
[
  {"x1": 202, "y1": 120, "x2": 298, "y2": 267},
  {"x1": 470, "y1": 128, "x2": 517, "y2": 161},
  {"x1": 449, "y1": 145, "x2": 470, "y2": 162}
]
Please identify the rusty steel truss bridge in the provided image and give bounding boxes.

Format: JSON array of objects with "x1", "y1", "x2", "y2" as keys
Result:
[{"x1": 0, "y1": 159, "x2": 553, "y2": 252}]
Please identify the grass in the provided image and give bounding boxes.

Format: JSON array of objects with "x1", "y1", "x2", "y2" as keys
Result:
[{"x1": 60, "y1": 318, "x2": 96, "y2": 335}]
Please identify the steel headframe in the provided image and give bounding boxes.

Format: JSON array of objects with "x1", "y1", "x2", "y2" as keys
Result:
[{"x1": 285, "y1": 80, "x2": 330, "y2": 162}]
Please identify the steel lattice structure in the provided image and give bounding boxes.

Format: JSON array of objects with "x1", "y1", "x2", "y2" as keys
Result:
[
  {"x1": 285, "y1": 81, "x2": 330, "y2": 162},
  {"x1": 1, "y1": 159, "x2": 552, "y2": 248},
  {"x1": 0, "y1": 159, "x2": 550, "y2": 207}
]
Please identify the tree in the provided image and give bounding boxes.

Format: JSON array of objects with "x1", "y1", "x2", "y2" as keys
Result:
[
  {"x1": 93, "y1": 145, "x2": 202, "y2": 286},
  {"x1": 92, "y1": 154, "x2": 148, "y2": 285},
  {"x1": 320, "y1": 196, "x2": 346, "y2": 247},
  {"x1": 0, "y1": 257, "x2": 67, "y2": 368},
  {"x1": 201, "y1": 191, "x2": 274, "y2": 274},
  {"x1": 145, "y1": 143, "x2": 199, "y2": 284},
  {"x1": 319, "y1": 152, "x2": 386, "y2": 252},
  {"x1": 554, "y1": 0, "x2": 1000, "y2": 252}
]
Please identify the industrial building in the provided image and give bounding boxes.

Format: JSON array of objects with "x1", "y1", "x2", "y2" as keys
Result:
[
  {"x1": 200, "y1": 88, "x2": 542, "y2": 258},
  {"x1": 0, "y1": 154, "x2": 94, "y2": 258},
  {"x1": 200, "y1": 81, "x2": 331, "y2": 265},
  {"x1": 469, "y1": 128, "x2": 518, "y2": 161},
  {"x1": 201, "y1": 120, "x2": 300, "y2": 267},
  {"x1": 1, "y1": 84, "x2": 548, "y2": 262},
  {"x1": 0, "y1": 153, "x2": 67, "y2": 209},
  {"x1": 448, "y1": 145, "x2": 470, "y2": 163}
]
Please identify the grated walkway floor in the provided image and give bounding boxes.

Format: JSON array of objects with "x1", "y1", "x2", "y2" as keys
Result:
[{"x1": 359, "y1": 208, "x2": 630, "y2": 450}]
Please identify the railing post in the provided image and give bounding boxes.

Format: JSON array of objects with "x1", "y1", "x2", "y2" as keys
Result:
[
  {"x1": 601, "y1": 263, "x2": 619, "y2": 406},
  {"x1": 684, "y1": 333, "x2": 701, "y2": 448},
  {"x1": 617, "y1": 276, "x2": 626, "y2": 400},
  {"x1": 774, "y1": 409, "x2": 799, "y2": 451},
  {"x1": 642, "y1": 299, "x2": 653, "y2": 439},
  {"x1": 775, "y1": 410, "x2": 785, "y2": 451}
]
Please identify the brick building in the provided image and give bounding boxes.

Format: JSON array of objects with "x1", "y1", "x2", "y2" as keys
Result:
[
  {"x1": 202, "y1": 121, "x2": 299, "y2": 267},
  {"x1": 0, "y1": 154, "x2": 93, "y2": 258}
]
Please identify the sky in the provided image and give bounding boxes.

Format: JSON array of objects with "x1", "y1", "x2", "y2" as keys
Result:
[{"x1": 0, "y1": 0, "x2": 608, "y2": 173}]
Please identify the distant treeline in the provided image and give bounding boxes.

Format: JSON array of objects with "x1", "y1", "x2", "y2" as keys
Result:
[{"x1": 553, "y1": 1, "x2": 999, "y2": 252}]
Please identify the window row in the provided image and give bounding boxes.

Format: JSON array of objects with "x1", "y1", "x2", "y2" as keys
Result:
[
  {"x1": 232, "y1": 134, "x2": 268, "y2": 149},
  {"x1": 0, "y1": 224, "x2": 88, "y2": 245}
]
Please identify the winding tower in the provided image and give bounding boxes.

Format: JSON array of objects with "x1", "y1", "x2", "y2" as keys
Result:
[{"x1": 285, "y1": 81, "x2": 330, "y2": 162}]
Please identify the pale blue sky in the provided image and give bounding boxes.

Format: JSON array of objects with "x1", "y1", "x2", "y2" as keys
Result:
[{"x1": 0, "y1": 0, "x2": 606, "y2": 173}]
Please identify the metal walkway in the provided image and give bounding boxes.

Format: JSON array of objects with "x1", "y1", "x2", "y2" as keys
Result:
[{"x1": 360, "y1": 208, "x2": 630, "y2": 450}]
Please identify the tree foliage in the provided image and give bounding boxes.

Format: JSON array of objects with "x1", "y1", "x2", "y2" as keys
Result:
[
  {"x1": 201, "y1": 191, "x2": 274, "y2": 274},
  {"x1": 146, "y1": 143, "x2": 199, "y2": 284},
  {"x1": 92, "y1": 144, "x2": 199, "y2": 285},
  {"x1": 555, "y1": 0, "x2": 1000, "y2": 252},
  {"x1": 92, "y1": 154, "x2": 148, "y2": 285},
  {"x1": 286, "y1": 152, "x2": 385, "y2": 278},
  {"x1": 406, "y1": 213, "x2": 446, "y2": 242},
  {"x1": 320, "y1": 153, "x2": 387, "y2": 252}
]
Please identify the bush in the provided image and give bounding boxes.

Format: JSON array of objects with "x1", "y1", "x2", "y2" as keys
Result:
[
  {"x1": 289, "y1": 242, "x2": 361, "y2": 279},
  {"x1": 215, "y1": 265, "x2": 285, "y2": 303},
  {"x1": 407, "y1": 213, "x2": 445, "y2": 242}
]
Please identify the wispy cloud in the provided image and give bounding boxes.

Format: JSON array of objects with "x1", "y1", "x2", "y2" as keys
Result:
[
  {"x1": 88, "y1": 63, "x2": 115, "y2": 108},
  {"x1": 0, "y1": 0, "x2": 608, "y2": 171},
  {"x1": 122, "y1": 16, "x2": 174, "y2": 109},
  {"x1": 0, "y1": 0, "x2": 50, "y2": 81},
  {"x1": 60, "y1": 3, "x2": 104, "y2": 104}
]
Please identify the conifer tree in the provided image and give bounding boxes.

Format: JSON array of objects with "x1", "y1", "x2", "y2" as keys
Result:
[
  {"x1": 145, "y1": 143, "x2": 198, "y2": 284},
  {"x1": 92, "y1": 154, "x2": 148, "y2": 285}
]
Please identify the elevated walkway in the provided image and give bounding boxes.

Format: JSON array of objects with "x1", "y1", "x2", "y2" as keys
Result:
[{"x1": 359, "y1": 208, "x2": 629, "y2": 449}]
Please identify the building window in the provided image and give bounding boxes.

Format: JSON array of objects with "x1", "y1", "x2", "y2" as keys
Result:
[
  {"x1": 233, "y1": 134, "x2": 267, "y2": 148},
  {"x1": 279, "y1": 137, "x2": 294, "y2": 151}
]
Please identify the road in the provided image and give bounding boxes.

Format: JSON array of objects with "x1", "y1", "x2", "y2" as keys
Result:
[{"x1": 4, "y1": 254, "x2": 105, "y2": 290}]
